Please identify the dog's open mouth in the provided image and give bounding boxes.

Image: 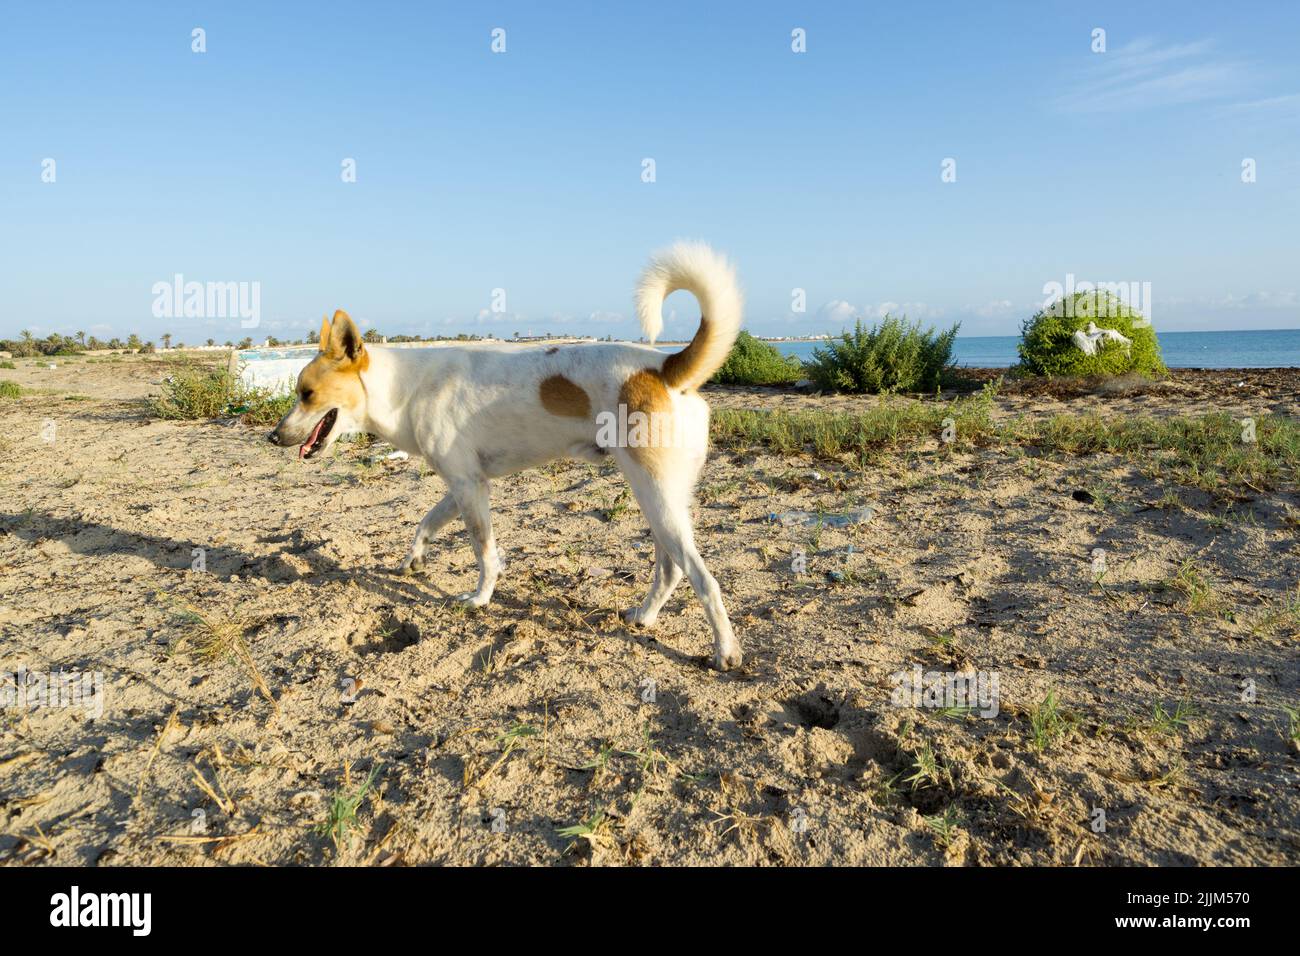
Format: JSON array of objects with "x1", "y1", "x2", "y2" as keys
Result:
[{"x1": 299, "y1": 408, "x2": 338, "y2": 460}]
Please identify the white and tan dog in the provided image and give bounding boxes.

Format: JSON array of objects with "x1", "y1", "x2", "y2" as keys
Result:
[{"x1": 268, "y1": 242, "x2": 744, "y2": 669}]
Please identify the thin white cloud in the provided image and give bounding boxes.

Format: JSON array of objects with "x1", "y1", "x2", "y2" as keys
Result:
[
  {"x1": 1206, "y1": 291, "x2": 1299, "y2": 310},
  {"x1": 1056, "y1": 38, "x2": 1248, "y2": 113},
  {"x1": 865, "y1": 301, "x2": 944, "y2": 321},
  {"x1": 1222, "y1": 92, "x2": 1300, "y2": 114},
  {"x1": 973, "y1": 299, "x2": 1017, "y2": 319},
  {"x1": 809, "y1": 298, "x2": 944, "y2": 330}
]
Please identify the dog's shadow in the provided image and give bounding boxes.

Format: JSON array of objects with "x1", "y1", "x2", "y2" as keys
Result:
[
  {"x1": 0, "y1": 509, "x2": 442, "y2": 610},
  {"x1": 0, "y1": 510, "x2": 707, "y2": 669}
]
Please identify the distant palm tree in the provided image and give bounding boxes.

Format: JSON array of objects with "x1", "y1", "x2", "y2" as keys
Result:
[
  {"x1": 76, "y1": 330, "x2": 86, "y2": 346},
  {"x1": 161, "y1": 333, "x2": 172, "y2": 350}
]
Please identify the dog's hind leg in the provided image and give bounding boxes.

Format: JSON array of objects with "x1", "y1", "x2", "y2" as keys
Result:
[
  {"x1": 623, "y1": 537, "x2": 682, "y2": 628},
  {"x1": 616, "y1": 454, "x2": 740, "y2": 670},
  {"x1": 448, "y1": 475, "x2": 502, "y2": 608},
  {"x1": 398, "y1": 492, "x2": 459, "y2": 575}
]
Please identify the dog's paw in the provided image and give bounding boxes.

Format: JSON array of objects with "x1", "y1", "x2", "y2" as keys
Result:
[
  {"x1": 713, "y1": 645, "x2": 743, "y2": 672},
  {"x1": 395, "y1": 556, "x2": 425, "y2": 576},
  {"x1": 454, "y1": 591, "x2": 492, "y2": 609},
  {"x1": 622, "y1": 606, "x2": 658, "y2": 628}
]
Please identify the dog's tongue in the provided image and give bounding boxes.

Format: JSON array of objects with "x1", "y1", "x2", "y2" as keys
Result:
[{"x1": 299, "y1": 415, "x2": 327, "y2": 459}]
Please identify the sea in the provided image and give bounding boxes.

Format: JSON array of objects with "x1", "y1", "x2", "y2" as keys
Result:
[
  {"x1": 237, "y1": 327, "x2": 1300, "y2": 392},
  {"x1": 768, "y1": 328, "x2": 1300, "y2": 370}
]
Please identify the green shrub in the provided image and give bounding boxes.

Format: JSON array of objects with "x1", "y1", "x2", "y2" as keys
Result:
[
  {"x1": 232, "y1": 389, "x2": 296, "y2": 426},
  {"x1": 151, "y1": 365, "x2": 235, "y2": 419},
  {"x1": 711, "y1": 331, "x2": 803, "y2": 385},
  {"x1": 0, "y1": 380, "x2": 22, "y2": 399},
  {"x1": 1017, "y1": 292, "x2": 1166, "y2": 378},
  {"x1": 806, "y1": 316, "x2": 959, "y2": 394},
  {"x1": 0, "y1": 361, "x2": 16, "y2": 369},
  {"x1": 150, "y1": 363, "x2": 294, "y2": 425}
]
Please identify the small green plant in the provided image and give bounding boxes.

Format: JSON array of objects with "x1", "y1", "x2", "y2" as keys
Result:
[
  {"x1": 711, "y1": 331, "x2": 803, "y2": 385},
  {"x1": 1281, "y1": 704, "x2": 1299, "y2": 746},
  {"x1": 556, "y1": 807, "x2": 611, "y2": 852},
  {"x1": 495, "y1": 722, "x2": 539, "y2": 751},
  {"x1": 1028, "y1": 689, "x2": 1072, "y2": 751},
  {"x1": 1148, "y1": 697, "x2": 1196, "y2": 736},
  {"x1": 870, "y1": 770, "x2": 906, "y2": 807},
  {"x1": 598, "y1": 488, "x2": 632, "y2": 522},
  {"x1": 806, "y1": 315, "x2": 959, "y2": 394},
  {"x1": 580, "y1": 742, "x2": 616, "y2": 783},
  {"x1": 166, "y1": 597, "x2": 278, "y2": 712},
  {"x1": 903, "y1": 740, "x2": 949, "y2": 790},
  {"x1": 466, "y1": 722, "x2": 538, "y2": 789},
  {"x1": 1166, "y1": 559, "x2": 1217, "y2": 614},
  {"x1": 1017, "y1": 291, "x2": 1166, "y2": 378},
  {"x1": 0, "y1": 380, "x2": 23, "y2": 399},
  {"x1": 0, "y1": 360, "x2": 16, "y2": 369},
  {"x1": 926, "y1": 631, "x2": 957, "y2": 650},
  {"x1": 618, "y1": 724, "x2": 672, "y2": 779},
  {"x1": 923, "y1": 806, "x2": 964, "y2": 849},
  {"x1": 1247, "y1": 585, "x2": 1300, "y2": 638},
  {"x1": 317, "y1": 762, "x2": 383, "y2": 851}
]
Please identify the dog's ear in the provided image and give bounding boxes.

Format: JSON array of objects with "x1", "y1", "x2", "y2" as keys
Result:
[
  {"x1": 327, "y1": 310, "x2": 365, "y2": 363},
  {"x1": 318, "y1": 315, "x2": 332, "y2": 353}
]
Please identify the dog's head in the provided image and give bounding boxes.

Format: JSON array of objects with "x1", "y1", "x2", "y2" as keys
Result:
[{"x1": 267, "y1": 310, "x2": 369, "y2": 459}]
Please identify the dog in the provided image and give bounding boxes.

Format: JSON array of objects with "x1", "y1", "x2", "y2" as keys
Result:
[{"x1": 268, "y1": 242, "x2": 744, "y2": 669}]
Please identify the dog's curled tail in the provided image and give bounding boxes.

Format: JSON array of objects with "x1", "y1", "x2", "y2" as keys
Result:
[{"x1": 636, "y1": 241, "x2": 743, "y2": 391}]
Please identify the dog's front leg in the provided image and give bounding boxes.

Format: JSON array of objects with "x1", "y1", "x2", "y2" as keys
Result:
[
  {"x1": 449, "y1": 476, "x2": 501, "y2": 608},
  {"x1": 398, "y1": 492, "x2": 459, "y2": 575}
]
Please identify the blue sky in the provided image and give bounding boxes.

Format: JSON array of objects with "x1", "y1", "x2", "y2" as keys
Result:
[{"x1": 2, "y1": 0, "x2": 1298, "y2": 344}]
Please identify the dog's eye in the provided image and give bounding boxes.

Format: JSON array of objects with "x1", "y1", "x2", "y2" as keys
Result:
[{"x1": 301, "y1": 389, "x2": 313, "y2": 402}]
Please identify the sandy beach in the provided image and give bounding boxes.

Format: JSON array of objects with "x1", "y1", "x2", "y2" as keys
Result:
[{"x1": 2, "y1": 352, "x2": 1298, "y2": 866}]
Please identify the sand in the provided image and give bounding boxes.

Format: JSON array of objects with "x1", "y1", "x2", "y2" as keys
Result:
[{"x1": 1, "y1": 353, "x2": 1297, "y2": 866}]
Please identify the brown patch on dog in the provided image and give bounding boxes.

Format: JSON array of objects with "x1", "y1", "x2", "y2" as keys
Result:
[
  {"x1": 618, "y1": 369, "x2": 674, "y2": 473},
  {"x1": 619, "y1": 369, "x2": 672, "y2": 416},
  {"x1": 661, "y1": 316, "x2": 711, "y2": 391},
  {"x1": 539, "y1": 375, "x2": 591, "y2": 419}
]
